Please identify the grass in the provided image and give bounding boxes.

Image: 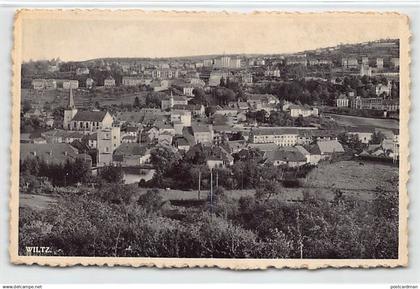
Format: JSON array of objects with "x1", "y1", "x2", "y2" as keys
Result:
[
  {"x1": 20, "y1": 193, "x2": 58, "y2": 211},
  {"x1": 21, "y1": 88, "x2": 147, "y2": 109},
  {"x1": 304, "y1": 160, "x2": 398, "y2": 201},
  {"x1": 19, "y1": 160, "x2": 398, "y2": 211},
  {"x1": 326, "y1": 113, "x2": 399, "y2": 131}
]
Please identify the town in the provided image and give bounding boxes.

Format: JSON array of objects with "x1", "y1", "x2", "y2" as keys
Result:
[{"x1": 19, "y1": 39, "x2": 400, "y2": 259}]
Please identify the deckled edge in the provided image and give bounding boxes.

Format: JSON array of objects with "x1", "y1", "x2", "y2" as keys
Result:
[{"x1": 9, "y1": 9, "x2": 411, "y2": 270}]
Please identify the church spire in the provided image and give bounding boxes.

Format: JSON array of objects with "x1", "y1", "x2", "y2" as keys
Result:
[{"x1": 68, "y1": 88, "x2": 75, "y2": 109}]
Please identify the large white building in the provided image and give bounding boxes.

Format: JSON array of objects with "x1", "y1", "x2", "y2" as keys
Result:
[{"x1": 250, "y1": 128, "x2": 299, "y2": 147}]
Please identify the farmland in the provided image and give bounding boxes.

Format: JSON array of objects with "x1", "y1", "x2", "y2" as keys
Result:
[
  {"x1": 325, "y1": 113, "x2": 399, "y2": 131},
  {"x1": 21, "y1": 88, "x2": 147, "y2": 109}
]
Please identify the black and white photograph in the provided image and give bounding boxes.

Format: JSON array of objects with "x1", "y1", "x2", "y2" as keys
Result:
[{"x1": 10, "y1": 10, "x2": 409, "y2": 268}]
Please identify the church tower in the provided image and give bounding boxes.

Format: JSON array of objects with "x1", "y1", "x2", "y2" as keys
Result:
[{"x1": 63, "y1": 88, "x2": 78, "y2": 130}]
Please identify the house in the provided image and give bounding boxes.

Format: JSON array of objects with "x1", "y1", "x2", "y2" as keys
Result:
[
  {"x1": 264, "y1": 147, "x2": 307, "y2": 167},
  {"x1": 144, "y1": 127, "x2": 160, "y2": 143},
  {"x1": 289, "y1": 105, "x2": 318, "y2": 118},
  {"x1": 151, "y1": 79, "x2": 169, "y2": 92},
  {"x1": 214, "y1": 106, "x2": 238, "y2": 117},
  {"x1": 153, "y1": 120, "x2": 176, "y2": 135},
  {"x1": 172, "y1": 82, "x2": 195, "y2": 97},
  {"x1": 208, "y1": 71, "x2": 229, "y2": 87},
  {"x1": 20, "y1": 143, "x2": 91, "y2": 166},
  {"x1": 203, "y1": 146, "x2": 234, "y2": 169},
  {"x1": 122, "y1": 76, "x2": 143, "y2": 86},
  {"x1": 161, "y1": 92, "x2": 188, "y2": 110},
  {"x1": 382, "y1": 99, "x2": 399, "y2": 112},
  {"x1": 32, "y1": 79, "x2": 57, "y2": 90},
  {"x1": 122, "y1": 135, "x2": 137, "y2": 144},
  {"x1": 113, "y1": 143, "x2": 151, "y2": 167},
  {"x1": 124, "y1": 126, "x2": 139, "y2": 137},
  {"x1": 42, "y1": 129, "x2": 84, "y2": 144},
  {"x1": 375, "y1": 82, "x2": 392, "y2": 96},
  {"x1": 240, "y1": 73, "x2": 253, "y2": 85},
  {"x1": 104, "y1": 76, "x2": 116, "y2": 88},
  {"x1": 297, "y1": 129, "x2": 338, "y2": 145},
  {"x1": 246, "y1": 94, "x2": 278, "y2": 110},
  {"x1": 336, "y1": 94, "x2": 349, "y2": 108},
  {"x1": 172, "y1": 104, "x2": 205, "y2": 117},
  {"x1": 32, "y1": 137, "x2": 47, "y2": 144},
  {"x1": 391, "y1": 58, "x2": 400, "y2": 68},
  {"x1": 170, "y1": 110, "x2": 192, "y2": 127},
  {"x1": 24, "y1": 108, "x2": 43, "y2": 119},
  {"x1": 250, "y1": 127, "x2": 299, "y2": 147},
  {"x1": 192, "y1": 124, "x2": 214, "y2": 145},
  {"x1": 157, "y1": 132, "x2": 173, "y2": 146},
  {"x1": 227, "y1": 140, "x2": 247, "y2": 154},
  {"x1": 62, "y1": 80, "x2": 79, "y2": 89},
  {"x1": 346, "y1": 127, "x2": 374, "y2": 144},
  {"x1": 84, "y1": 133, "x2": 97, "y2": 149},
  {"x1": 173, "y1": 136, "x2": 191, "y2": 151},
  {"x1": 76, "y1": 67, "x2": 90, "y2": 75},
  {"x1": 351, "y1": 97, "x2": 384, "y2": 110},
  {"x1": 316, "y1": 140, "x2": 345, "y2": 158},
  {"x1": 296, "y1": 145, "x2": 320, "y2": 165}
]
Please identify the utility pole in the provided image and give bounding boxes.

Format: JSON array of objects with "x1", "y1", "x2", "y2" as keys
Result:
[
  {"x1": 198, "y1": 170, "x2": 201, "y2": 200},
  {"x1": 210, "y1": 168, "x2": 213, "y2": 214},
  {"x1": 216, "y1": 169, "x2": 219, "y2": 188}
]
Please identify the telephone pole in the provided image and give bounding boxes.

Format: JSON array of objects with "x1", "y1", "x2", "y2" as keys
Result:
[
  {"x1": 210, "y1": 168, "x2": 213, "y2": 214},
  {"x1": 198, "y1": 170, "x2": 201, "y2": 200}
]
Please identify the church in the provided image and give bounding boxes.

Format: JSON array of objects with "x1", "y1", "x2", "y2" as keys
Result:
[{"x1": 63, "y1": 89, "x2": 114, "y2": 133}]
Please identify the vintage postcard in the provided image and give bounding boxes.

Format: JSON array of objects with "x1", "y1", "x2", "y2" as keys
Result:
[{"x1": 10, "y1": 10, "x2": 410, "y2": 269}]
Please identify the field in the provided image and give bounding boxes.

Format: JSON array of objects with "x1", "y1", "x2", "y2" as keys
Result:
[
  {"x1": 304, "y1": 160, "x2": 398, "y2": 201},
  {"x1": 20, "y1": 193, "x2": 57, "y2": 211},
  {"x1": 21, "y1": 88, "x2": 147, "y2": 109},
  {"x1": 326, "y1": 113, "x2": 399, "y2": 131},
  {"x1": 20, "y1": 160, "x2": 399, "y2": 211}
]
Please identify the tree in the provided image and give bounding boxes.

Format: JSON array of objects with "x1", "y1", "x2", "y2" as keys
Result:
[
  {"x1": 133, "y1": 96, "x2": 140, "y2": 108},
  {"x1": 99, "y1": 165, "x2": 124, "y2": 183},
  {"x1": 137, "y1": 189, "x2": 164, "y2": 213},
  {"x1": 255, "y1": 179, "x2": 283, "y2": 201},
  {"x1": 370, "y1": 131, "x2": 385, "y2": 145},
  {"x1": 22, "y1": 100, "x2": 32, "y2": 114}
]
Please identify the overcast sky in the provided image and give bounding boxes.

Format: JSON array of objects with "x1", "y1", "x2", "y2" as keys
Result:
[{"x1": 19, "y1": 11, "x2": 405, "y2": 61}]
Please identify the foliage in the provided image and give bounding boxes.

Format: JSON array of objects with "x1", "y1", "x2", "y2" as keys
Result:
[
  {"x1": 20, "y1": 157, "x2": 91, "y2": 187},
  {"x1": 98, "y1": 165, "x2": 124, "y2": 184}
]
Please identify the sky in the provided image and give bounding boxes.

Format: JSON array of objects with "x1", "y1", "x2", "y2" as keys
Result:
[{"x1": 18, "y1": 11, "x2": 406, "y2": 61}]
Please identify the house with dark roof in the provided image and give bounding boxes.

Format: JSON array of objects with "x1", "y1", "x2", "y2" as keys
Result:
[
  {"x1": 42, "y1": 129, "x2": 85, "y2": 144},
  {"x1": 192, "y1": 123, "x2": 214, "y2": 145},
  {"x1": 173, "y1": 135, "x2": 191, "y2": 151},
  {"x1": 264, "y1": 147, "x2": 307, "y2": 167},
  {"x1": 346, "y1": 127, "x2": 374, "y2": 144},
  {"x1": 316, "y1": 140, "x2": 345, "y2": 159},
  {"x1": 113, "y1": 143, "x2": 151, "y2": 167},
  {"x1": 20, "y1": 143, "x2": 91, "y2": 166}
]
